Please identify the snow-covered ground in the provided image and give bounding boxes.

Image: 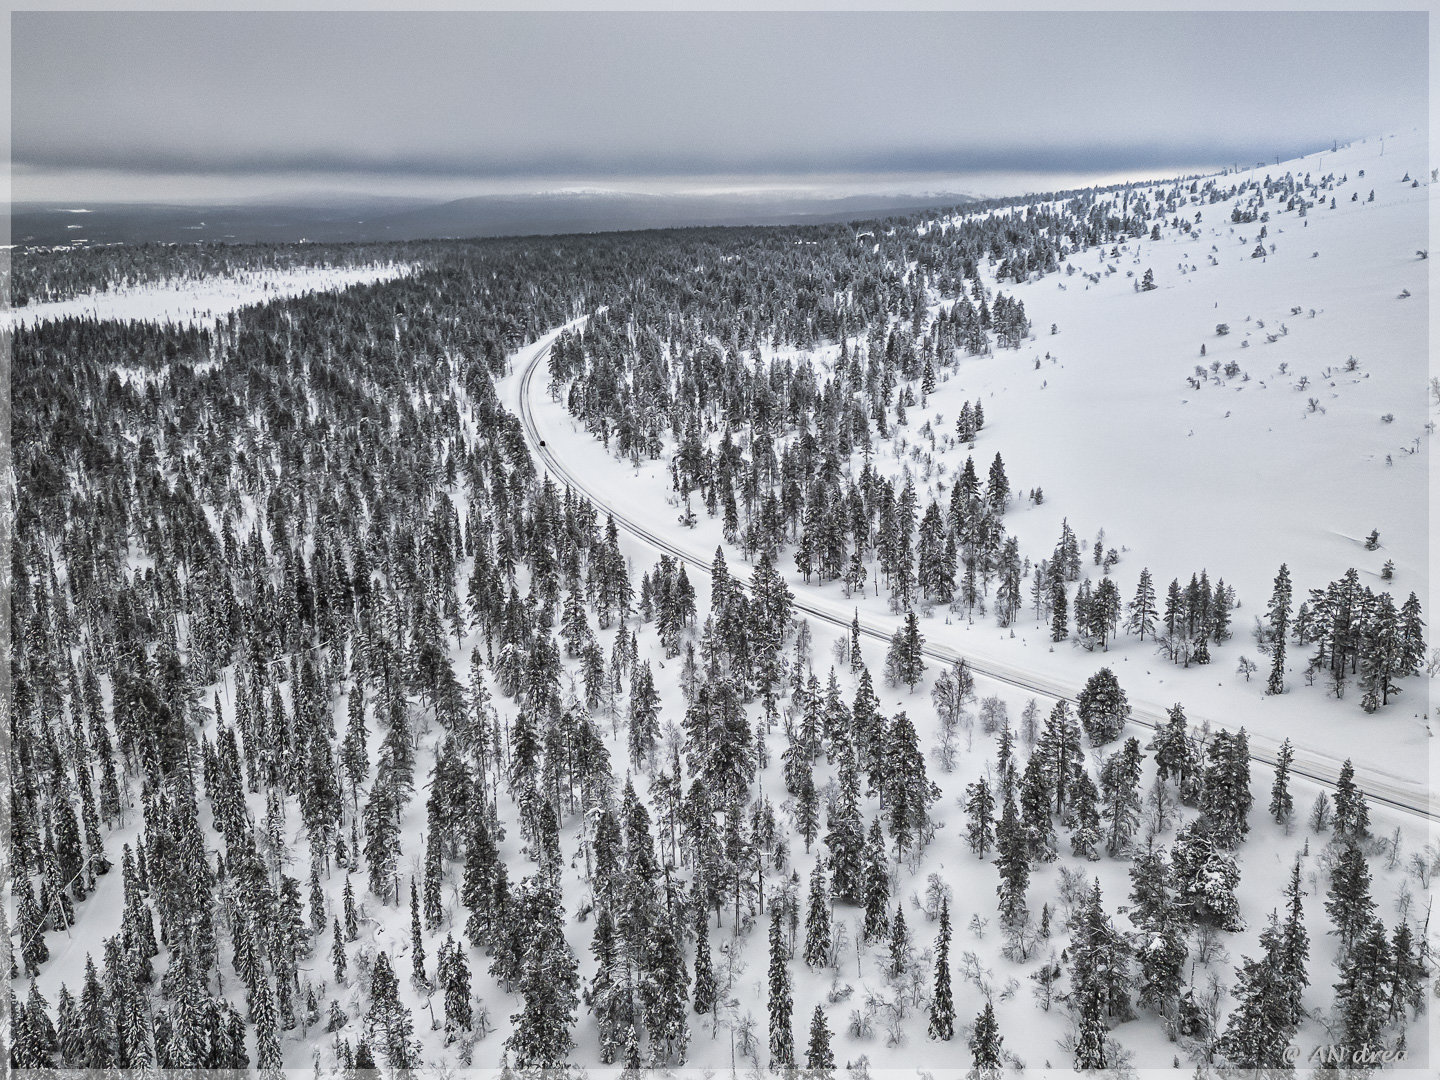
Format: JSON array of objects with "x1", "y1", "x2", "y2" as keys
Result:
[
  {"x1": 4, "y1": 262, "x2": 412, "y2": 329},
  {"x1": 520, "y1": 129, "x2": 1434, "y2": 796}
]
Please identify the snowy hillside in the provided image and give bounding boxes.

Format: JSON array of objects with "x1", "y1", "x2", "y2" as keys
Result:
[{"x1": 530, "y1": 129, "x2": 1433, "y2": 793}]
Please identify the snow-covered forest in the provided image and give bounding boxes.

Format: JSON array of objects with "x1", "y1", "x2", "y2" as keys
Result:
[{"x1": 7, "y1": 130, "x2": 1435, "y2": 1080}]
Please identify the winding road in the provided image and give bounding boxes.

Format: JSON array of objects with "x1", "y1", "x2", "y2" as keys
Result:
[{"x1": 515, "y1": 337, "x2": 1437, "y2": 824}]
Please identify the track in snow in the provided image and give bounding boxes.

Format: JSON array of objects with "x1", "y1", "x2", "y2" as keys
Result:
[{"x1": 516, "y1": 340, "x2": 1437, "y2": 823}]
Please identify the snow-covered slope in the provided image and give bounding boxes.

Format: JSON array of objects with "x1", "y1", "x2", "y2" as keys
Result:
[
  {"x1": 525, "y1": 129, "x2": 1433, "y2": 790},
  {"x1": 4, "y1": 262, "x2": 412, "y2": 329}
]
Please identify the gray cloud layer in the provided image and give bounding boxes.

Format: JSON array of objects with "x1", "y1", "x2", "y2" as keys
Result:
[{"x1": 12, "y1": 11, "x2": 1427, "y2": 200}]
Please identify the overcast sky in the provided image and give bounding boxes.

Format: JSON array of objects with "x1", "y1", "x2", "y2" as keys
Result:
[{"x1": 11, "y1": 10, "x2": 1429, "y2": 204}]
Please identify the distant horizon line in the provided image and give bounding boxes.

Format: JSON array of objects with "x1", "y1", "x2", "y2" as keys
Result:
[{"x1": 12, "y1": 137, "x2": 1368, "y2": 210}]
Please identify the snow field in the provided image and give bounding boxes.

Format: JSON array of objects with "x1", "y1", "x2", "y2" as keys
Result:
[{"x1": 4, "y1": 262, "x2": 413, "y2": 330}]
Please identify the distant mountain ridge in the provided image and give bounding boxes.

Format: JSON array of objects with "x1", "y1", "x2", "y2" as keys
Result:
[{"x1": 8, "y1": 189, "x2": 979, "y2": 247}]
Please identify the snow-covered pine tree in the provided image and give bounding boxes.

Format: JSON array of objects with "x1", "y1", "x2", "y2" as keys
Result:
[
  {"x1": 1265, "y1": 563, "x2": 1292, "y2": 695},
  {"x1": 1330, "y1": 917, "x2": 1391, "y2": 1065},
  {"x1": 1076, "y1": 667, "x2": 1129, "y2": 745},
  {"x1": 1127, "y1": 568, "x2": 1158, "y2": 641},
  {"x1": 1325, "y1": 842, "x2": 1376, "y2": 955},
  {"x1": 1073, "y1": 991, "x2": 1111, "y2": 1071},
  {"x1": 331, "y1": 918, "x2": 347, "y2": 984},
  {"x1": 1036, "y1": 698, "x2": 1085, "y2": 813},
  {"x1": 1170, "y1": 819, "x2": 1244, "y2": 931},
  {"x1": 409, "y1": 877, "x2": 427, "y2": 984},
  {"x1": 803, "y1": 862, "x2": 832, "y2": 968},
  {"x1": 888, "y1": 903, "x2": 910, "y2": 978},
  {"x1": 1050, "y1": 577, "x2": 1069, "y2": 641},
  {"x1": 1332, "y1": 758, "x2": 1370, "y2": 842},
  {"x1": 1149, "y1": 702, "x2": 1200, "y2": 803},
  {"x1": 692, "y1": 908, "x2": 716, "y2": 1019},
  {"x1": 437, "y1": 933, "x2": 472, "y2": 1037},
  {"x1": 363, "y1": 769, "x2": 401, "y2": 903},
  {"x1": 253, "y1": 974, "x2": 284, "y2": 1080},
  {"x1": 862, "y1": 818, "x2": 891, "y2": 942},
  {"x1": 586, "y1": 909, "x2": 631, "y2": 1065},
  {"x1": 1067, "y1": 769, "x2": 1102, "y2": 860},
  {"x1": 505, "y1": 880, "x2": 579, "y2": 1070},
  {"x1": 964, "y1": 778, "x2": 995, "y2": 857},
  {"x1": 928, "y1": 899, "x2": 955, "y2": 1040},
  {"x1": 994, "y1": 786, "x2": 1029, "y2": 926},
  {"x1": 767, "y1": 907, "x2": 795, "y2": 1070},
  {"x1": 1269, "y1": 738, "x2": 1295, "y2": 826},
  {"x1": 1099, "y1": 737, "x2": 1144, "y2": 857},
  {"x1": 627, "y1": 660, "x2": 661, "y2": 771},
  {"x1": 1386, "y1": 919, "x2": 1428, "y2": 1024},
  {"x1": 639, "y1": 919, "x2": 690, "y2": 1065},
  {"x1": 882, "y1": 710, "x2": 938, "y2": 856},
  {"x1": 1277, "y1": 860, "x2": 1310, "y2": 1027},
  {"x1": 1128, "y1": 848, "x2": 1187, "y2": 1019},
  {"x1": 1198, "y1": 727, "x2": 1252, "y2": 848},
  {"x1": 806, "y1": 1004, "x2": 835, "y2": 1077},
  {"x1": 967, "y1": 1001, "x2": 1004, "y2": 1079},
  {"x1": 1068, "y1": 879, "x2": 1133, "y2": 1023},
  {"x1": 1215, "y1": 912, "x2": 1296, "y2": 1068},
  {"x1": 885, "y1": 611, "x2": 926, "y2": 690},
  {"x1": 824, "y1": 747, "x2": 867, "y2": 903}
]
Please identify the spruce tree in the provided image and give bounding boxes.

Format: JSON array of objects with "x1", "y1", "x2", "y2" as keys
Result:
[
  {"x1": 253, "y1": 975, "x2": 283, "y2": 1080},
  {"x1": 862, "y1": 817, "x2": 891, "y2": 942},
  {"x1": 1076, "y1": 667, "x2": 1129, "y2": 745},
  {"x1": 505, "y1": 881, "x2": 579, "y2": 1071},
  {"x1": 1332, "y1": 918, "x2": 1391, "y2": 1065},
  {"x1": 888, "y1": 903, "x2": 909, "y2": 979},
  {"x1": 964, "y1": 778, "x2": 995, "y2": 858},
  {"x1": 1386, "y1": 919, "x2": 1428, "y2": 1023},
  {"x1": 1067, "y1": 768, "x2": 1103, "y2": 861},
  {"x1": 1278, "y1": 860, "x2": 1310, "y2": 1028},
  {"x1": 1266, "y1": 563, "x2": 1292, "y2": 695},
  {"x1": 1215, "y1": 913, "x2": 1296, "y2": 1068},
  {"x1": 803, "y1": 862, "x2": 832, "y2": 968},
  {"x1": 1068, "y1": 879, "x2": 1132, "y2": 1023},
  {"x1": 1050, "y1": 577, "x2": 1069, "y2": 641},
  {"x1": 824, "y1": 750, "x2": 866, "y2": 903},
  {"x1": 1099, "y1": 738, "x2": 1144, "y2": 857},
  {"x1": 928, "y1": 899, "x2": 955, "y2": 1040},
  {"x1": 331, "y1": 918, "x2": 347, "y2": 984},
  {"x1": 587, "y1": 909, "x2": 632, "y2": 1065},
  {"x1": 1170, "y1": 820, "x2": 1244, "y2": 931},
  {"x1": 1127, "y1": 849, "x2": 1187, "y2": 1019},
  {"x1": 767, "y1": 908, "x2": 794, "y2": 1070},
  {"x1": 1269, "y1": 738, "x2": 1294, "y2": 826},
  {"x1": 627, "y1": 661, "x2": 661, "y2": 771},
  {"x1": 1127, "y1": 568, "x2": 1158, "y2": 641},
  {"x1": 967, "y1": 1001, "x2": 1004, "y2": 1080},
  {"x1": 363, "y1": 770, "x2": 401, "y2": 903},
  {"x1": 1198, "y1": 728, "x2": 1252, "y2": 848},
  {"x1": 1332, "y1": 758, "x2": 1370, "y2": 842},
  {"x1": 343, "y1": 876, "x2": 360, "y2": 940},
  {"x1": 1073, "y1": 990, "x2": 1111, "y2": 1071},
  {"x1": 437, "y1": 933, "x2": 472, "y2": 1036},
  {"x1": 994, "y1": 786, "x2": 1029, "y2": 926},
  {"x1": 692, "y1": 910, "x2": 717, "y2": 1018},
  {"x1": 639, "y1": 920, "x2": 690, "y2": 1065},
  {"x1": 409, "y1": 877, "x2": 426, "y2": 984},
  {"x1": 1325, "y1": 842, "x2": 1375, "y2": 954},
  {"x1": 806, "y1": 1004, "x2": 836, "y2": 1078},
  {"x1": 367, "y1": 951, "x2": 418, "y2": 1071}
]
